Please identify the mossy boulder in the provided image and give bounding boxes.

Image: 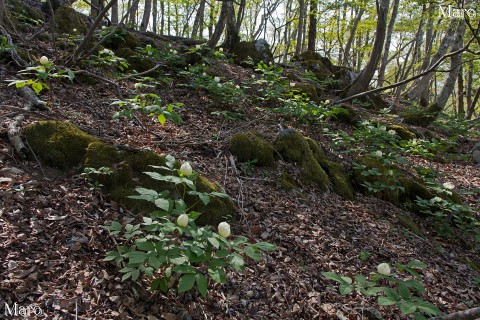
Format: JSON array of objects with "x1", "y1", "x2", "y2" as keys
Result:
[
  {"x1": 306, "y1": 137, "x2": 354, "y2": 199},
  {"x1": 229, "y1": 131, "x2": 275, "y2": 166},
  {"x1": 299, "y1": 60, "x2": 333, "y2": 81},
  {"x1": 292, "y1": 83, "x2": 320, "y2": 102},
  {"x1": 402, "y1": 105, "x2": 441, "y2": 127},
  {"x1": 331, "y1": 105, "x2": 359, "y2": 125},
  {"x1": 24, "y1": 120, "x2": 97, "y2": 169},
  {"x1": 397, "y1": 214, "x2": 424, "y2": 236},
  {"x1": 54, "y1": 6, "x2": 88, "y2": 34},
  {"x1": 6, "y1": 0, "x2": 44, "y2": 30},
  {"x1": 352, "y1": 156, "x2": 399, "y2": 204},
  {"x1": 103, "y1": 27, "x2": 142, "y2": 51},
  {"x1": 388, "y1": 124, "x2": 417, "y2": 140},
  {"x1": 292, "y1": 51, "x2": 323, "y2": 62},
  {"x1": 398, "y1": 177, "x2": 434, "y2": 215},
  {"x1": 232, "y1": 39, "x2": 274, "y2": 67},
  {"x1": 115, "y1": 47, "x2": 156, "y2": 73},
  {"x1": 277, "y1": 171, "x2": 300, "y2": 190},
  {"x1": 25, "y1": 121, "x2": 234, "y2": 226},
  {"x1": 274, "y1": 130, "x2": 329, "y2": 191}
]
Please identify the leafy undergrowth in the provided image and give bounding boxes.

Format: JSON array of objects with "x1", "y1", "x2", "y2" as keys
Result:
[{"x1": 1, "y1": 42, "x2": 480, "y2": 319}]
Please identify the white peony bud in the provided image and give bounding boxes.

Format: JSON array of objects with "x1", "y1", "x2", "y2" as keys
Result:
[
  {"x1": 214, "y1": 76, "x2": 221, "y2": 83},
  {"x1": 251, "y1": 75, "x2": 255, "y2": 79},
  {"x1": 218, "y1": 222, "x2": 231, "y2": 238},
  {"x1": 217, "y1": 83, "x2": 222, "y2": 88},
  {"x1": 72, "y1": 28, "x2": 77, "y2": 33},
  {"x1": 39, "y1": 56, "x2": 49, "y2": 65},
  {"x1": 179, "y1": 162, "x2": 193, "y2": 177},
  {"x1": 134, "y1": 83, "x2": 143, "y2": 89},
  {"x1": 373, "y1": 150, "x2": 383, "y2": 158},
  {"x1": 324, "y1": 100, "x2": 330, "y2": 105},
  {"x1": 219, "y1": 48, "x2": 224, "y2": 52},
  {"x1": 431, "y1": 196, "x2": 443, "y2": 203},
  {"x1": 380, "y1": 126, "x2": 387, "y2": 131},
  {"x1": 388, "y1": 129, "x2": 396, "y2": 135},
  {"x1": 196, "y1": 44, "x2": 201, "y2": 49},
  {"x1": 377, "y1": 263, "x2": 391, "y2": 275},
  {"x1": 177, "y1": 214, "x2": 189, "y2": 227},
  {"x1": 443, "y1": 182, "x2": 455, "y2": 190},
  {"x1": 290, "y1": 82, "x2": 296, "y2": 87}
]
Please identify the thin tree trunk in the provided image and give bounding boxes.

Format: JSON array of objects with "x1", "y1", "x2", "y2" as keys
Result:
[
  {"x1": 434, "y1": 21, "x2": 465, "y2": 110},
  {"x1": 129, "y1": 0, "x2": 138, "y2": 27},
  {"x1": 0, "y1": 0, "x2": 5, "y2": 24},
  {"x1": 160, "y1": 1, "x2": 164, "y2": 34},
  {"x1": 282, "y1": 0, "x2": 293, "y2": 63},
  {"x1": 467, "y1": 87, "x2": 480, "y2": 119},
  {"x1": 405, "y1": 19, "x2": 460, "y2": 105},
  {"x1": 207, "y1": 0, "x2": 231, "y2": 48},
  {"x1": 140, "y1": 0, "x2": 152, "y2": 31},
  {"x1": 295, "y1": 0, "x2": 305, "y2": 55},
  {"x1": 306, "y1": 0, "x2": 317, "y2": 52},
  {"x1": 377, "y1": 0, "x2": 399, "y2": 87},
  {"x1": 457, "y1": 65, "x2": 465, "y2": 116},
  {"x1": 191, "y1": 0, "x2": 206, "y2": 38},
  {"x1": 342, "y1": 7, "x2": 364, "y2": 67},
  {"x1": 152, "y1": 0, "x2": 157, "y2": 33},
  {"x1": 111, "y1": 0, "x2": 118, "y2": 24},
  {"x1": 347, "y1": 0, "x2": 390, "y2": 96}
]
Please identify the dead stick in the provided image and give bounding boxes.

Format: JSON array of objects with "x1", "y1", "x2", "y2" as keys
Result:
[{"x1": 431, "y1": 307, "x2": 480, "y2": 320}]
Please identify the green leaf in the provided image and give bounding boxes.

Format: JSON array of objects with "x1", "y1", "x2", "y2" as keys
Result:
[
  {"x1": 208, "y1": 267, "x2": 226, "y2": 284},
  {"x1": 208, "y1": 237, "x2": 220, "y2": 249},
  {"x1": 322, "y1": 272, "x2": 352, "y2": 285},
  {"x1": 154, "y1": 198, "x2": 170, "y2": 211},
  {"x1": 170, "y1": 256, "x2": 188, "y2": 265},
  {"x1": 173, "y1": 265, "x2": 197, "y2": 274},
  {"x1": 398, "y1": 301, "x2": 417, "y2": 315},
  {"x1": 148, "y1": 255, "x2": 166, "y2": 269},
  {"x1": 244, "y1": 245, "x2": 262, "y2": 261},
  {"x1": 406, "y1": 260, "x2": 427, "y2": 268},
  {"x1": 196, "y1": 273, "x2": 208, "y2": 298},
  {"x1": 339, "y1": 284, "x2": 353, "y2": 295},
  {"x1": 158, "y1": 113, "x2": 166, "y2": 125},
  {"x1": 384, "y1": 287, "x2": 400, "y2": 301},
  {"x1": 378, "y1": 296, "x2": 397, "y2": 306},
  {"x1": 135, "y1": 240, "x2": 155, "y2": 252},
  {"x1": 178, "y1": 273, "x2": 196, "y2": 293},
  {"x1": 403, "y1": 279, "x2": 425, "y2": 293},
  {"x1": 415, "y1": 301, "x2": 442, "y2": 316},
  {"x1": 124, "y1": 251, "x2": 148, "y2": 264},
  {"x1": 254, "y1": 242, "x2": 277, "y2": 252},
  {"x1": 229, "y1": 254, "x2": 244, "y2": 271},
  {"x1": 32, "y1": 82, "x2": 43, "y2": 93},
  {"x1": 398, "y1": 283, "x2": 412, "y2": 300}
]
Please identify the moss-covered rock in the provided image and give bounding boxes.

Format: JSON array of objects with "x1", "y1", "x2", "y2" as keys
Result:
[
  {"x1": 292, "y1": 51, "x2": 323, "y2": 62},
  {"x1": 7, "y1": 0, "x2": 44, "y2": 30},
  {"x1": 24, "y1": 120, "x2": 97, "y2": 169},
  {"x1": 292, "y1": 83, "x2": 320, "y2": 102},
  {"x1": 277, "y1": 171, "x2": 300, "y2": 190},
  {"x1": 299, "y1": 60, "x2": 333, "y2": 81},
  {"x1": 115, "y1": 47, "x2": 156, "y2": 73},
  {"x1": 25, "y1": 121, "x2": 234, "y2": 226},
  {"x1": 331, "y1": 105, "x2": 359, "y2": 125},
  {"x1": 229, "y1": 131, "x2": 275, "y2": 166},
  {"x1": 103, "y1": 27, "x2": 142, "y2": 51},
  {"x1": 402, "y1": 105, "x2": 441, "y2": 127},
  {"x1": 54, "y1": 6, "x2": 87, "y2": 34},
  {"x1": 275, "y1": 130, "x2": 329, "y2": 191},
  {"x1": 352, "y1": 156, "x2": 399, "y2": 204},
  {"x1": 388, "y1": 124, "x2": 417, "y2": 140},
  {"x1": 397, "y1": 214, "x2": 424, "y2": 236},
  {"x1": 232, "y1": 39, "x2": 274, "y2": 67},
  {"x1": 398, "y1": 177, "x2": 434, "y2": 215}
]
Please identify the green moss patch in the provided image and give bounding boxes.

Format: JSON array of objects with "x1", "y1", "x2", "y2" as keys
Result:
[
  {"x1": 115, "y1": 48, "x2": 156, "y2": 73},
  {"x1": 277, "y1": 171, "x2": 300, "y2": 190},
  {"x1": 24, "y1": 120, "x2": 97, "y2": 169},
  {"x1": 274, "y1": 130, "x2": 329, "y2": 191},
  {"x1": 229, "y1": 131, "x2": 275, "y2": 166},
  {"x1": 54, "y1": 6, "x2": 87, "y2": 34},
  {"x1": 397, "y1": 214, "x2": 424, "y2": 237},
  {"x1": 388, "y1": 124, "x2": 417, "y2": 140}
]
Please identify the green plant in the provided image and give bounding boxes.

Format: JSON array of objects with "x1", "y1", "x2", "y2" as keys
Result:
[
  {"x1": 352, "y1": 160, "x2": 405, "y2": 193},
  {"x1": 415, "y1": 196, "x2": 477, "y2": 228},
  {"x1": 323, "y1": 260, "x2": 442, "y2": 319},
  {"x1": 86, "y1": 48, "x2": 129, "y2": 72},
  {"x1": 178, "y1": 64, "x2": 244, "y2": 104},
  {"x1": 253, "y1": 62, "x2": 288, "y2": 101},
  {"x1": 359, "y1": 250, "x2": 371, "y2": 262},
  {"x1": 7, "y1": 57, "x2": 75, "y2": 94},
  {"x1": 81, "y1": 166, "x2": 113, "y2": 190},
  {"x1": 103, "y1": 155, "x2": 277, "y2": 297},
  {"x1": 112, "y1": 93, "x2": 183, "y2": 125}
]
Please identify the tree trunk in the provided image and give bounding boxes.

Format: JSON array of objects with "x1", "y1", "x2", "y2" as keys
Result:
[
  {"x1": 434, "y1": 21, "x2": 465, "y2": 111},
  {"x1": 457, "y1": 65, "x2": 465, "y2": 116},
  {"x1": 377, "y1": 0, "x2": 399, "y2": 87},
  {"x1": 467, "y1": 87, "x2": 480, "y2": 119},
  {"x1": 129, "y1": 0, "x2": 139, "y2": 27},
  {"x1": 466, "y1": 60, "x2": 473, "y2": 111},
  {"x1": 404, "y1": 19, "x2": 461, "y2": 105},
  {"x1": 306, "y1": 0, "x2": 317, "y2": 52},
  {"x1": 207, "y1": 0, "x2": 232, "y2": 48},
  {"x1": 111, "y1": 0, "x2": 118, "y2": 24},
  {"x1": 222, "y1": 0, "x2": 238, "y2": 50},
  {"x1": 0, "y1": 0, "x2": 4, "y2": 25},
  {"x1": 160, "y1": 1, "x2": 165, "y2": 34},
  {"x1": 342, "y1": 7, "x2": 364, "y2": 67},
  {"x1": 295, "y1": 0, "x2": 305, "y2": 55},
  {"x1": 282, "y1": 0, "x2": 293, "y2": 63},
  {"x1": 152, "y1": 0, "x2": 157, "y2": 33},
  {"x1": 191, "y1": 0, "x2": 206, "y2": 38},
  {"x1": 347, "y1": 0, "x2": 390, "y2": 97},
  {"x1": 140, "y1": 0, "x2": 152, "y2": 31}
]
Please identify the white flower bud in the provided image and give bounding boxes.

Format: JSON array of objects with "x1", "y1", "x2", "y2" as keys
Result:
[
  {"x1": 218, "y1": 222, "x2": 231, "y2": 238},
  {"x1": 177, "y1": 214, "x2": 189, "y2": 227},
  {"x1": 443, "y1": 182, "x2": 454, "y2": 190},
  {"x1": 39, "y1": 56, "x2": 49, "y2": 65},
  {"x1": 217, "y1": 83, "x2": 222, "y2": 88},
  {"x1": 196, "y1": 44, "x2": 201, "y2": 49},
  {"x1": 251, "y1": 75, "x2": 255, "y2": 79},
  {"x1": 324, "y1": 100, "x2": 330, "y2": 104},
  {"x1": 373, "y1": 150, "x2": 383, "y2": 158},
  {"x1": 72, "y1": 28, "x2": 77, "y2": 33},
  {"x1": 380, "y1": 126, "x2": 387, "y2": 131},
  {"x1": 219, "y1": 48, "x2": 224, "y2": 52},
  {"x1": 179, "y1": 162, "x2": 193, "y2": 176},
  {"x1": 388, "y1": 130, "x2": 396, "y2": 135},
  {"x1": 431, "y1": 196, "x2": 443, "y2": 203},
  {"x1": 134, "y1": 83, "x2": 143, "y2": 89},
  {"x1": 377, "y1": 263, "x2": 391, "y2": 275},
  {"x1": 290, "y1": 82, "x2": 296, "y2": 87},
  {"x1": 214, "y1": 76, "x2": 221, "y2": 83}
]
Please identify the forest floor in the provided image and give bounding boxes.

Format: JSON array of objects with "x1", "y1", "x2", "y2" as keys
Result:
[{"x1": 1, "y1": 46, "x2": 480, "y2": 320}]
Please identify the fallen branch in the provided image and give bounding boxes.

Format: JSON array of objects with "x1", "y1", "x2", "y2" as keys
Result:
[
  {"x1": 119, "y1": 64, "x2": 165, "y2": 80},
  {"x1": 0, "y1": 24, "x2": 28, "y2": 67},
  {"x1": 431, "y1": 307, "x2": 480, "y2": 320}
]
